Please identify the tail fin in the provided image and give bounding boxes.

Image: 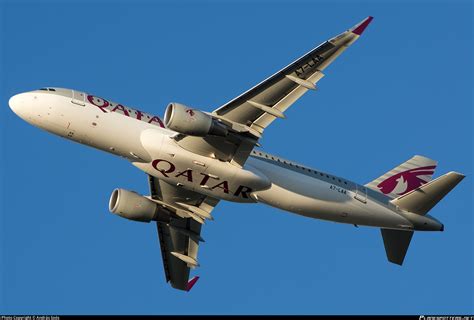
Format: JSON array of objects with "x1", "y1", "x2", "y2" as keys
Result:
[
  {"x1": 391, "y1": 171, "x2": 465, "y2": 215},
  {"x1": 381, "y1": 229, "x2": 413, "y2": 265},
  {"x1": 365, "y1": 155, "x2": 437, "y2": 199},
  {"x1": 381, "y1": 171, "x2": 464, "y2": 265}
]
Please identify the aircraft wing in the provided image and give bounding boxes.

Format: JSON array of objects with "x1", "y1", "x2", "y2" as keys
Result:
[
  {"x1": 175, "y1": 17, "x2": 373, "y2": 166},
  {"x1": 212, "y1": 16, "x2": 373, "y2": 134},
  {"x1": 148, "y1": 175, "x2": 219, "y2": 291}
]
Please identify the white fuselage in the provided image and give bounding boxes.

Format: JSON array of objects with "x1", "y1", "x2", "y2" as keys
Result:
[{"x1": 9, "y1": 88, "x2": 439, "y2": 231}]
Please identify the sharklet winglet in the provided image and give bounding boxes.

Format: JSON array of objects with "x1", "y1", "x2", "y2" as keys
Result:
[
  {"x1": 186, "y1": 276, "x2": 200, "y2": 292},
  {"x1": 351, "y1": 16, "x2": 374, "y2": 35}
]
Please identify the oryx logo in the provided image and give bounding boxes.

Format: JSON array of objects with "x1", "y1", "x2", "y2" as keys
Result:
[
  {"x1": 186, "y1": 109, "x2": 195, "y2": 117},
  {"x1": 377, "y1": 166, "x2": 436, "y2": 196}
]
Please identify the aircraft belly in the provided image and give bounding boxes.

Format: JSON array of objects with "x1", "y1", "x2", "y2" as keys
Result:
[
  {"x1": 255, "y1": 183, "x2": 410, "y2": 228},
  {"x1": 248, "y1": 157, "x2": 341, "y2": 201},
  {"x1": 134, "y1": 137, "x2": 271, "y2": 203},
  {"x1": 249, "y1": 158, "x2": 411, "y2": 228}
]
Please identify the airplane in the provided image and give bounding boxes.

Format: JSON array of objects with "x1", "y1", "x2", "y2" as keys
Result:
[{"x1": 8, "y1": 16, "x2": 465, "y2": 291}]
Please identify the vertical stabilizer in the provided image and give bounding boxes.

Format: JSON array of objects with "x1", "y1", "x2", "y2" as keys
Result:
[{"x1": 366, "y1": 155, "x2": 437, "y2": 198}]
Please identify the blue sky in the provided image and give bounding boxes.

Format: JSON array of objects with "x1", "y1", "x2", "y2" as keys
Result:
[{"x1": 1, "y1": 0, "x2": 472, "y2": 315}]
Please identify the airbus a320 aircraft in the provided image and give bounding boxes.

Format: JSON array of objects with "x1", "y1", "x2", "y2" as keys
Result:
[{"x1": 9, "y1": 17, "x2": 464, "y2": 291}]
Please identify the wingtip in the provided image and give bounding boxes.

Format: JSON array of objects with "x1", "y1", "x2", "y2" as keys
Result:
[
  {"x1": 351, "y1": 16, "x2": 374, "y2": 35},
  {"x1": 185, "y1": 276, "x2": 200, "y2": 292},
  {"x1": 447, "y1": 171, "x2": 466, "y2": 180}
]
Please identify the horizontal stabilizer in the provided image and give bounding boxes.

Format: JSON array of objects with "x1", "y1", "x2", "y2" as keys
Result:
[
  {"x1": 391, "y1": 171, "x2": 465, "y2": 215},
  {"x1": 381, "y1": 229, "x2": 414, "y2": 265}
]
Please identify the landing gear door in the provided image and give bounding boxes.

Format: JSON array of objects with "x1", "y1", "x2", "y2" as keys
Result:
[
  {"x1": 355, "y1": 185, "x2": 367, "y2": 203},
  {"x1": 71, "y1": 90, "x2": 85, "y2": 106}
]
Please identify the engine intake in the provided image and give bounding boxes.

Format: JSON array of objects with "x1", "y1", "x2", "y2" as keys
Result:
[
  {"x1": 109, "y1": 188, "x2": 160, "y2": 223},
  {"x1": 164, "y1": 102, "x2": 228, "y2": 137}
]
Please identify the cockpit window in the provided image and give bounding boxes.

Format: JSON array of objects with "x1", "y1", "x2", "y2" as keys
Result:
[
  {"x1": 48, "y1": 88, "x2": 56, "y2": 91},
  {"x1": 40, "y1": 88, "x2": 48, "y2": 91},
  {"x1": 39, "y1": 88, "x2": 56, "y2": 91}
]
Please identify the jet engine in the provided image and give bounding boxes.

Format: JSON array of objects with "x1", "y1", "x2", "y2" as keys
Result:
[
  {"x1": 109, "y1": 188, "x2": 163, "y2": 223},
  {"x1": 164, "y1": 102, "x2": 228, "y2": 137}
]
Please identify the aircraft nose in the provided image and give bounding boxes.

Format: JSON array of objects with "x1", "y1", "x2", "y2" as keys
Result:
[{"x1": 8, "y1": 92, "x2": 27, "y2": 116}]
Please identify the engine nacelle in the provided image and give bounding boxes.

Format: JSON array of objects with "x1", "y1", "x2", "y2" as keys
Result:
[
  {"x1": 109, "y1": 188, "x2": 159, "y2": 223},
  {"x1": 164, "y1": 102, "x2": 228, "y2": 137}
]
